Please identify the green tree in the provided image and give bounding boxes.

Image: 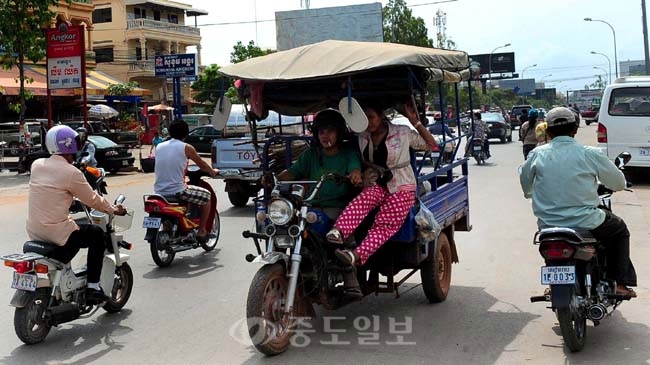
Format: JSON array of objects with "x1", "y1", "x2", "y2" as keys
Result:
[
  {"x1": 107, "y1": 82, "x2": 138, "y2": 96},
  {"x1": 230, "y1": 40, "x2": 273, "y2": 64},
  {"x1": 590, "y1": 75, "x2": 607, "y2": 90},
  {"x1": 383, "y1": 0, "x2": 433, "y2": 47},
  {"x1": 0, "y1": 0, "x2": 61, "y2": 122},
  {"x1": 191, "y1": 64, "x2": 231, "y2": 105}
]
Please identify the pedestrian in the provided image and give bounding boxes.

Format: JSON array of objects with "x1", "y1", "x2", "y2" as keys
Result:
[{"x1": 149, "y1": 130, "x2": 164, "y2": 156}]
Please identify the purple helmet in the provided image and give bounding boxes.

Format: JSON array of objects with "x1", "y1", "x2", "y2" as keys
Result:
[{"x1": 45, "y1": 125, "x2": 79, "y2": 155}]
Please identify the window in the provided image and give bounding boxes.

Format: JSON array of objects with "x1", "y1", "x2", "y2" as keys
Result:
[
  {"x1": 95, "y1": 47, "x2": 114, "y2": 63},
  {"x1": 134, "y1": 7, "x2": 146, "y2": 19},
  {"x1": 609, "y1": 88, "x2": 650, "y2": 116},
  {"x1": 168, "y1": 14, "x2": 178, "y2": 24},
  {"x1": 153, "y1": 10, "x2": 160, "y2": 21},
  {"x1": 92, "y1": 8, "x2": 112, "y2": 24}
]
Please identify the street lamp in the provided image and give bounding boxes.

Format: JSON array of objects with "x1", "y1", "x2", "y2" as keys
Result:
[
  {"x1": 585, "y1": 17, "x2": 618, "y2": 78},
  {"x1": 488, "y1": 42, "x2": 511, "y2": 106},
  {"x1": 521, "y1": 64, "x2": 538, "y2": 80},
  {"x1": 590, "y1": 51, "x2": 612, "y2": 83},
  {"x1": 540, "y1": 73, "x2": 553, "y2": 85}
]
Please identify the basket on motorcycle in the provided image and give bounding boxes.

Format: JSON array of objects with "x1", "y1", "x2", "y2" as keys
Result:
[{"x1": 112, "y1": 210, "x2": 135, "y2": 232}]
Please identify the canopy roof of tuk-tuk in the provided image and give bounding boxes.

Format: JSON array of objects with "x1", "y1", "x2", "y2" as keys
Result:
[
  {"x1": 219, "y1": 40, "x2": 470, "y2": 82},
  {"x1": 216, "y1": 40, "x2": 473, "y2": 118}
]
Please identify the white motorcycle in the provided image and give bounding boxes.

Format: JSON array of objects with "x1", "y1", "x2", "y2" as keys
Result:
[{"x1": 1, "y1": 185, "x2": 134, "y2": 344}]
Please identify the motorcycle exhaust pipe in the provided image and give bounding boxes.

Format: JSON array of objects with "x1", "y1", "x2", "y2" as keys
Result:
[
  {"x1": 587, "y1": 304, "x2": 607, "y2": 321},
  {"x1": 47, "y1": 302, "x2": 81, "y2": 326}
]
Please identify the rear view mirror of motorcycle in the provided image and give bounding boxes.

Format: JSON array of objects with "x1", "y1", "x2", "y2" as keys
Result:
[
  {"x1": 115, "y1": 195, "x2": 126, "y2": 205},
  {"x1": 615, "y1": 152, "x2": 632, "y2": 168}
]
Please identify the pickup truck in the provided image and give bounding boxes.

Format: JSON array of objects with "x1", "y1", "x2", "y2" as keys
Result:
[
  {"x1": 0, "y1": 120, "x2": 45, "y2": 157},
  {"x1": 64, "y1": 121, "x2": 139, "y2": 147},
  {"x1": 580, "y1": 106, "x2": 599, "y2": 125},
  {"x1": 211, "y1": 137, "x2": 267, "y2": 207}
]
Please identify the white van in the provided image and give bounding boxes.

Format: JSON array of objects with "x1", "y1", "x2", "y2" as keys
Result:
[
  {"x1": 597, "y1": 76, "x2": 650, "y2": 168},
  {"x1": 223, "y1": 104, "x2": 305, "y2": 137}
]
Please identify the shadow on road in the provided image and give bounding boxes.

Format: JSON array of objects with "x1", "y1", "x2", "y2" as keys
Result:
[
  {"x1": 219, "y1": 205, "x2": 255, "y2": 218},
  {"x1": 142, "y1": 249, "x2": 223, "y2": 279},
  {"x1": 552, "y1": 309, "x2": 650, "y2": 363},
  {"x1": 237, "y1": 285, "x2": 541, "y2": 364},
  {"x1": 1, "y1": 309, "x2": 133, "y2": 365}
]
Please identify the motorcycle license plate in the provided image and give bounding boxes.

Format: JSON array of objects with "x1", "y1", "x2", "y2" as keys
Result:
[
  {"x1": 142, "y1": 217, "x2": 161, "y2": 229},
  {"x1": 473, "y1": 146, "x2": 482, "y2": 151},
  {"x1": 11, "y1": 272, "x2": 37, "y2": 292},
  {"x1": 541, "y1": 266, "x2": 576, "y2": 285}
]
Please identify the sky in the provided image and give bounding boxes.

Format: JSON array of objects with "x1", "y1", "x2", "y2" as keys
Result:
[{"x1": 185, "y1": 0, "x2": 648, "y2": 93}]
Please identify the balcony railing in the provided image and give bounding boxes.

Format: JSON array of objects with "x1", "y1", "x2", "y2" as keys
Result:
[
  {"x1": 126, "y1": 19, "x2": 200, "y2": 36},
  {"x1": 129, "y1": 60, "x2": 155, "y2": 72},
  {"x1": 72, "y1": 0, "x2": 92, "y2": 3}
]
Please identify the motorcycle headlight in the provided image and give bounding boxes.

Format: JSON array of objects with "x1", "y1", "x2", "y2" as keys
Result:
[{"x1": 268, "y1": 198, "x2": 293, "y2": 226}]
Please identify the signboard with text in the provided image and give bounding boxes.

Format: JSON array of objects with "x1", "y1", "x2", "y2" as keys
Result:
[
  {"x1": 46, "y1": 25, "x2": 84, "y2": 89},
  {"x1": 154, "y1": 54, "x2": 197, "y2": 78},
  {"x1": 469, "y1": 52, "x2": 516, "y2": 75}
]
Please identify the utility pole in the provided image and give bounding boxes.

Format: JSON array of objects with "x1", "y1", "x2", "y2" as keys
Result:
[
  {"x1": 641, "y1": 0, "x2": 650, "y2": 75},
  {"x1": 434, "y1": 9, "x2": 447, "y2": 49}
]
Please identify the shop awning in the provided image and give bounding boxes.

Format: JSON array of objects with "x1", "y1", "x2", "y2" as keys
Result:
[{"x1": 0, "y1": 67, "x2": 73, "y2": 96}]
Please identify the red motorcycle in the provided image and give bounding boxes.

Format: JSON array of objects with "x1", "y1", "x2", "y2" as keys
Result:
[{"x1": 142, "y1": 165, "x2": 220, "y2": 267}]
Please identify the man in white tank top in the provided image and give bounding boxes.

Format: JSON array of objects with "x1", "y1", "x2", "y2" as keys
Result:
[{"x1": 154, "y1": 120, "x2": 219, "y2": 241}]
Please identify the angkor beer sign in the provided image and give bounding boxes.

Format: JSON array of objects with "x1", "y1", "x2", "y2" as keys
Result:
[{"x1": 45, "y1": 25, "x2": 84, "y2": 89}]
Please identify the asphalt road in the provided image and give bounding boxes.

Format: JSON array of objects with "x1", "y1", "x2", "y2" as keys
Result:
[{"x1": 0, "y1": 125, "x2": 648, "y2": 365}]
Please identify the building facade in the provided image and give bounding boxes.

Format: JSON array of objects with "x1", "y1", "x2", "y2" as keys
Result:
[{"x1": 91, "y1": 0, "x2": 207, "y2": 103}]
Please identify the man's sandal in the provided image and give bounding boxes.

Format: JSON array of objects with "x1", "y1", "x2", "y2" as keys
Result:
[
  {"x1": 616, "y1": 286, "x2": 637, "y2": 298},
  {"x1": 326, "y1": 228, "x2": 344, "y2": 244}
]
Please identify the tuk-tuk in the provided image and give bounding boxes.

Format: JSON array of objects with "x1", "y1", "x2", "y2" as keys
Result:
[{"x1": 213, "y1": 40, "x2": 475, "y2": 356}]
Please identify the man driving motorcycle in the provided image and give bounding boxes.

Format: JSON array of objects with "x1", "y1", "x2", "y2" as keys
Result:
[
  {"x1": 26, "y1": 125, "x2": 127, "y2": 304},
  {"x1": 153, "y1": 120, "x2": 219, "y2": 242},
  {"x1": 465, "y1": 110, "x2": 490, "y2": 158},
  {"x1": 519, "y1": 107, "x2": 637, "y2": 297}
]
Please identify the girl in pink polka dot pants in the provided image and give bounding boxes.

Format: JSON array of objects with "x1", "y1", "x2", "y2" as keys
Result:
[{"x1": 331, "y1": 185, "x2": 415, "y2": 265}]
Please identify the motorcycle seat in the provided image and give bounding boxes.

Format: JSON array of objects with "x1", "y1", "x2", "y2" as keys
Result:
[{"x1": 23, "y1": 241, "x2": 76, "y2": 263}]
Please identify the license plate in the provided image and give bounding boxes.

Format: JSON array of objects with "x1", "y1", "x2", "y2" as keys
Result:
[
  {"x1": 122, "y1": 160, "x2": 128, "y2": 166},
  {"x1": 541, "y1": 266, "x2": 576, "y2": 285},
  {"x1": 142, "y1": 216, "x2": 161, "y2": 229},
  {"x1": 473, "y1": 146, "x2": 482, "y2": 151},
  {"x1": 639, "y1": 148, "x2": 650, "y2": 156},
  {"x1": 220, "y1": 168, "x2": 240, "y2": 176},
  {"x1": 11, "y1": 272, "x2": 37, "y2": 291}
]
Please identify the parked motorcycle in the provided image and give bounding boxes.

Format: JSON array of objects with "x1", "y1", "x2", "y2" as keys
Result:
[
  {"x1": 143, "y1": 165, "x2": 220, "y2": 267},
  {"x1": 529, "y1": 152, "x2": 633, "y2": 352},
  {"x1": 1, "y1": 189, "x2": 134, "y2": 344}
]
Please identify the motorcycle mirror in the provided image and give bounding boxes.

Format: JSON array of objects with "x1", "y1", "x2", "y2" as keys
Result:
[
  {"x1": 615, "y1": 152, "x2": 631, "y2": 167},
  {"x1": 115, "y1": 194, "x2": 126, "y2": 205},
  {"x1": 212, "y1": 97, "x2": 232, "y2": 131}
]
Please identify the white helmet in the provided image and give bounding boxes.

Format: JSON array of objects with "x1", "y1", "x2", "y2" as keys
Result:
[{"x1": 45, "y1": 125, "x2": 79, "y2": 155}]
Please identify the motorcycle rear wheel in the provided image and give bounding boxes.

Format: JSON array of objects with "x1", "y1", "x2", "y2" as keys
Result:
[
  {"x1": 246, "y1": 263, "x2": 294, "y2": 356},
  {"x1": 557, "y1": 284, "x2": 587, "y2": 352},
  {"x1": 201, "y1": 211, "x2": 221, "y2": 251},
  {"x1": 14, "y1": 288, "x2": 51, "y2": 344},
  {"x1": 103, "y1": 263, "x2": 134, "y2": 313},
  {"x1": 420, "y1": 232, "x2": 453, "y2": 303},
  {"x1": 150, "y1": 226, "x2": 176, "y2": 267}
]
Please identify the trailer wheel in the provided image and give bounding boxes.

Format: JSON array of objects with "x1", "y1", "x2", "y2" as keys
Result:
[
  {"x1": 420, "y1": 232, "x2": 452, "y2": 303},
  {"x1": 228, "y1": 191, "x2": 249, "y2": 207}
]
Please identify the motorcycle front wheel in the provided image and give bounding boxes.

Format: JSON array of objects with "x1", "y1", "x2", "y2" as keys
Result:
[
  {"x1": 150, "y1": 222, "x2": 176, "y2": 267},
  {"x1": 201, "y1": 211, "x2": 221, "y2": 251},
  {"x1": 246, "y1": 263, "x2": 294, "y2": 356},
  {"x1": 557, "y1": 284, "x2": 587, "y2": 352},
  {"x1": 103, "y1": 263, "x2": 134, "y2": 313},
  {"x1": 14, "y1": 288, "x2": 51, "y2": 344}
]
